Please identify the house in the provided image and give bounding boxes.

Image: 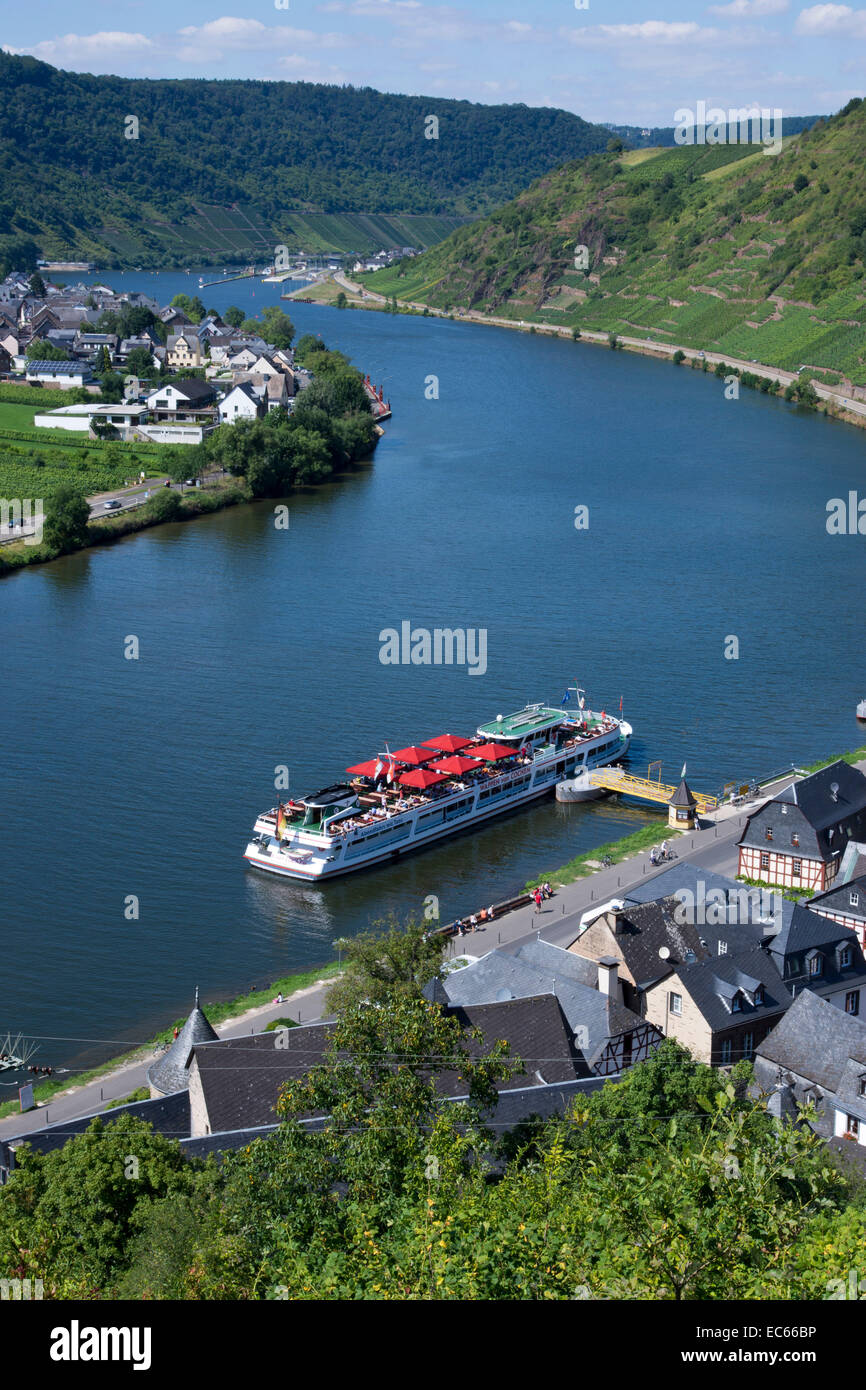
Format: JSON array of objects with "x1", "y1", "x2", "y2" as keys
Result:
[
  {"x1": 620, "y1": 862, "x2": 795, "y2": 937},
  {"x1": 218, "y1": 382, "x2": 262, "y2": 424},
  {"x1": 0, "y1": 345, "x2": 11, "y2": 375},
  {"x1": 569, "y1": 894, "x2": 763, "y2": 1016},
  {"x1": 34, "y1": 403, "x2": 151, "y2": 438},
  {"x1": 166, "y1": 332, "x2": 204, "y2": 369},
  {"x1": 434, "y1": 940, "x2": 662, "y2": 1076},
  {"x1": 737, "y1": 761, "x2": 866, "y2": 892},
  {"x1": 186, "y1": 992, "x2": 593, "y2": 1138},
  {"x1": 145, "y1": 378, "x2": 217, "y2": 422},
  {"x1": 265, "y1": 373, "x2": 291, "y2": 412},
  {"x1": 147, "y1": 988, "x2": 218, "y2": 1098},
  {"x1": 118, "y1": 337, "x2": 159, "y2": 367},
  {"x1": 159, "y1": 306, "x2": 193, "y2": 329},
  {"x1": 73, "y1": 332, "x2": 118, "y2": 361},
  {"x1": 227, "y1": 346, "x2": 260, "y2": 372},
  {"x1": 808, "y1": 874, "x2": 866, "y2": 950},
  {"x1": 644, "y1": 945, "x2": 789, "y2": 1066},
  {"x1": 762, "y1": 903, "x2": 866, "y2": 1016},
  {"x1": 25, "y1": 360, "x2": 93, "y2": 388},
  {"x1": 754, "y1": 989, "x2": 866, "y2": 1146}
]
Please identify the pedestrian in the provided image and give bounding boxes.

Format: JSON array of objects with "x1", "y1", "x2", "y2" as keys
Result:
[
  {"x1": 469, "y1": 914, "x2": 478, "y2": 932},
  {"x1": 534, "y1": 888, "x2": 542, "y2": 914},
  {"x1": 488, "y1": 906, "x2": 495, "y2": 922}
]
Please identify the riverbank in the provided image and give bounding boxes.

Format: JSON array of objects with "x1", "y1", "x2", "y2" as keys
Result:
[
  {"x1": 334, "y1": 271, "x2": 866, "y2": 434},
  {"x1": 7, "y1": 740, "x2": 864, "y2": 1128}
]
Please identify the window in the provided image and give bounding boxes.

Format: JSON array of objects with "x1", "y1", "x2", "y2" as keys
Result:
[
  {"x1": 742, "y1": 1032, "x2": 754, "y2": 1059},
  {"x1": 792, "y1": 859, "x2": 802, "y2": 878},
  {"x1": 847, "y1": 1115, "x2": 860, "y2": 1139},
  {"x1": 851, "y1": 891, "x2": 860, "y2": 908},
  {"x1": 760, "y1": 852, "x2": 770, "y2": 871},
  {"x1": 732, "y1": 993, "x2": 742, "y2": 1013},
  {"x1": 718, "y1": 940, "x2": 728, "y2": 956},
  {"x1": 669, "y1": 992, "x2": 682, "y2": 1016},
  {"x1": 840, "y1": 945, "x2": 852, "y2": 968},
  {"x1": 859, "y1": 1077, "x2": 866, "y2": 1098},
  {"x1": 808, "y1": 954, "x2": 823, "y2": 977},
  {"x1": 720, "y1": 1039, "x2": 732, "y2": 1066},
  {"x1": 754, "y1": 985, "x2": 765, "y2": 1005},
  {"x1": 791, "y1": 833, "x2": 799, "y2": 847},
  {"x1": 765, "y1": 828, "x2": 774, "y2": 842},
  {"x1": 845, "y1": 991, "x2": 860, "y2": 1016}
]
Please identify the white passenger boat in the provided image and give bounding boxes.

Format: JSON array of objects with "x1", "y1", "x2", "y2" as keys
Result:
[{"x1": 244, "y1": 688, "x2": 632, "y2": 880}]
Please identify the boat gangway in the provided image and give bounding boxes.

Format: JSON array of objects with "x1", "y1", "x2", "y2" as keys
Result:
[{"x1": 588, "y1": 766, "x2": 719, "y2": 813}]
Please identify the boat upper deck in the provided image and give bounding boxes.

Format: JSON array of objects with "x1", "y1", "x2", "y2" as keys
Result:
[{"x1": 477, "y1": 704, "x2": 611, "y2": 741}]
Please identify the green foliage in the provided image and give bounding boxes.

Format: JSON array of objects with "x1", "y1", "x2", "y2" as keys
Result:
[
  {"x1": 42, "y1": 483, "x2": 90, "y2": 553},
  {"x1": 224, "y1": 306, "x2": 244, "y2": 329},
  {"x1": 25, "y1": 338, "x2": 68, "y2": 361},
  {"x1": 170, "y1": 293, "x2": 205, "y2": 321},
  {"x1": 325, "y1": 916, "x2": 448, "y2": 1015},
  {"x1": 144, "y1": 489, "x2": 183, "y2": 523},
  {"x1": 0, "y1": 51, "x2": 614, "y2": 265}
]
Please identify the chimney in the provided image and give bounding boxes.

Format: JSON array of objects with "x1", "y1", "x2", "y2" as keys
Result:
[{"x1": 597, "y1": 956, "x2": 621, "y2": 1002}]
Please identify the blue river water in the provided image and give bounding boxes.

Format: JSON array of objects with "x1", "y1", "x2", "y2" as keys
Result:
[{"x1": 2, "y1": 267, "x2": 865, "y2": 1074}]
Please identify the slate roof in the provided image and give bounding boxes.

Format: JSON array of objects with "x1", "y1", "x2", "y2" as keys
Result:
[
  {"x1": 595, "y1": 895, "x2": 711, "y2": 989},
  {"x1": 161, "y1": 377, "x2": 215, "y2": 402},
  {"x1": 440, "y1": 948, "x2": 648, "y2": 1071},
  {"x1": 147, "y1": 988, "x2": 218, "y2": 1095},
  {"x1": 4, "y1": 1090, "x2": 190, "y2": 1158},
  {"x1": 513, "y1": 936, "x2": 599, "y2": 988},
  {"x1": 673, "y1": 945, "x2": 789, "y2": 1033},
  {"x1": 755, "y1": 988, "x2": 866, "y2": 1093},
  {"x1": 670, "y1": 778, "x2": 697, "y2": 808},
  {"x1": 763, "y1": 904, "x2": 866, "y2": 992},
  {"x1": 625, "y1": 861, "x2": 795, "y2": 939},
  {"x1": 190, "y1": 994, "x2": 590, "y2": 1135},
  {"x1": 808, "y1": 873, "x2": 866, "y2": 923},
  {"x1": 739, "y1": 761, "x2": 866, "y2": 862}
]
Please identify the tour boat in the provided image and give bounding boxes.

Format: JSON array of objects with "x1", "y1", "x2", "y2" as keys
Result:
[{"x1": 243, "y1": 689, "x2": 632, "y2": 880}]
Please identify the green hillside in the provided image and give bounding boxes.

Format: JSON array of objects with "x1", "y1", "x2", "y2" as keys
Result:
[
  {"x1": 0, "y1": 53, "x2": 612, "y2": 267},
  {"x1": 363, "y1": 101, "x2": 866, "y2": 386}
]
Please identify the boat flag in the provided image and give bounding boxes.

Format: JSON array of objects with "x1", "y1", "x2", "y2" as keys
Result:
[
  {"x1": 374, "y1": 758, "x2": 384, "y2": 780},
  {"x1": 619, "y1": 696, "x2": 623, "y2": 713},
  {"x1": 276, "y1": 804, "x2": 287, "y2": 839},
  {"x1": 561, "y1": 689, "x2": 571, "y2": 706}
]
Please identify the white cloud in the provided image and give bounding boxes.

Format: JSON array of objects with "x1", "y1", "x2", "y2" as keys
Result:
[
  {"x1": 796, "y1": 4, "x2": 866, "y2": 35},
  {"x1": 562, "y1": 21, "x2": 724, "y2": 46},
  {"x1": 12, "y1": 30, "x2": 154, "y2": 67},
  {"x1": 708, "y1": 0, "x2": 789, "y2": 17},
  {"x1": 176, "y1": 18, "x2": 348, "y2": 57}
]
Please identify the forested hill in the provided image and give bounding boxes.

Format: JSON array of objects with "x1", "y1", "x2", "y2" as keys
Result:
[
  {"x1": 0, "y1": 53, "x2": 612, "y2": 266},
  {"x1": 363, "y1": 99, "x2": 866, "y2": 387}
]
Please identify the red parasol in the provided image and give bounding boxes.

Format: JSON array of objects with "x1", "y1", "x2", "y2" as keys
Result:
[
  {"x1": 399, "y1": 768, "x2": 450, "y2": 790},
  {"x1": 422, "y1": 734, "x2": 474, "y2": 754},
  {"x1": 346, "y1": 759, "x2": 385, "y2": 778},
  {"x1": 471, "y1": 741, "x2": 520, "y2": 761},
  {"x1": 429, "y1": 755, "x2": 483, "y2": 775},
  {"x1": 391, "y1": 745, "x2": 438, "y2": 766}
]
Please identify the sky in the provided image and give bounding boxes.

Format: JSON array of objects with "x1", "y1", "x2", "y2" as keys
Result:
[{"x1": 3, "y1": 0, "x2": 866, "y2": 126}]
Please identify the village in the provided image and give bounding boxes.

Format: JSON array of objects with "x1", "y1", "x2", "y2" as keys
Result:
[
  {"x1": 3, "y1": 755, "x2": 866, "y2": 1176},
  {"x1": 0, "y1": 271, "x2": 391, "y2": 452}
]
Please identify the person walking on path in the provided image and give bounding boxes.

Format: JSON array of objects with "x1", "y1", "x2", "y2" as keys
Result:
[{"x1": 534, "y1": 888, "x2": 543, "y2": 914}]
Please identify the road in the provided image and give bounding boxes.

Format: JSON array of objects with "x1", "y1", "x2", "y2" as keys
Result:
[{"x1": 0, "y1": 477, "x2": 199, "y2": 546}]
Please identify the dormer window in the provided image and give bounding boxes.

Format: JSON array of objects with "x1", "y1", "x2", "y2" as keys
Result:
[
  {"x1": 851, "y1": 892, "x2": 860, "y2": 909},
  {"x1": 765, "y1": 828, "x2": 774, "y2": 842},
  {"x1": 718, "y1": 940, "x2": 728, "y2": 956},
  {"x1": 791, "y1": 833, "x2": 799, "y2": 847},
  {"x1": 808, "y1": 954, "x2": 823, "y2": 977},
  {"x1": 732, "y1": 992, "x2": 743, "y2": 1012},
  {"x1": 859, "y1": 1076, "x2": 866, "y2": 1098},
  {"x1": 840, "y1": 945, "x2": 852, "y2": 968},
  {"x1": 755, "y1": 985, "x2": 765, "y2": 1005}
]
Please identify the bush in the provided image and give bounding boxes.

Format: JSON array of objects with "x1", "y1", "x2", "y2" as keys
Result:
[
  {"x1": 144, "y1": 489, "x2": 183, "y2": 522},
  {"x1": 673, "y1": 349, "x2": 685, "y2": 364}
]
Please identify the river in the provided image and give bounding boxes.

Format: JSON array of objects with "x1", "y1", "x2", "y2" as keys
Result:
[{"x1": 2, "y1": 267, "x2": 865, "y2": 1075}]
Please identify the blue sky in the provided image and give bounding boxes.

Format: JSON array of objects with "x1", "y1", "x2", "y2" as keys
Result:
[{"x1": 4, "y1": 0, "x2": 865, "y2": 125}]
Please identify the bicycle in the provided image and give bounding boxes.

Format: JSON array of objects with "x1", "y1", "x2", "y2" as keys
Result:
[{"x1": 601, "y1": 854, "x2": 614, "y2": 869}]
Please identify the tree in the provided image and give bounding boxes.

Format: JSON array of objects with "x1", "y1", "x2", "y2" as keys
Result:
[
  {"x1": 25, "y1": 338, "x2": 68, "y2": 361},
  {"x1": 29, "y1": 272, "x2": 46, "y2": 297},
  {"x1": 224, "y1": 306, "x2": 244, "y2": 329},
  {"x1": 99, "y1": 371, "x2": 125, "y2": 403},
  {"x1": 41, "y1": 484, "x2": 91, "y2": 553},
  {"x1": 285, "y1": 425, "x2": 333, "y2": 484},
  {"x1": 325, "y1": 917, "x2": 448, "y2": 1015},
  {"x1": 335, "y1": 291, "x2": 348, "y2": 309},
  {"x1": 170, "y1": 292, "x2": 205, "y2": 321},
  {"x1": 94, "y1": 344, "x2": 111, "y2": 374},
  {"x1": 0, "y1": 1115, "x2": 201, "y2": 1295},
  {"x1": 793, "y1": 173, "x2": 809, "y2": 193},
  {"x1": 145, "y1": 489, "x2": 183, "y2": 523},
  {"x1": 259, "y1": 305, "x2": 295, "y2": 349},
  {"x1": 124, "y1": 346, "x2": 156, "y2": 380}
]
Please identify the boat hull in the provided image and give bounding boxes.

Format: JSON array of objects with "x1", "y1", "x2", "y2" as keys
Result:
[{"x1": 245, "y1": 721, "x2": 631, "y2": 881}]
